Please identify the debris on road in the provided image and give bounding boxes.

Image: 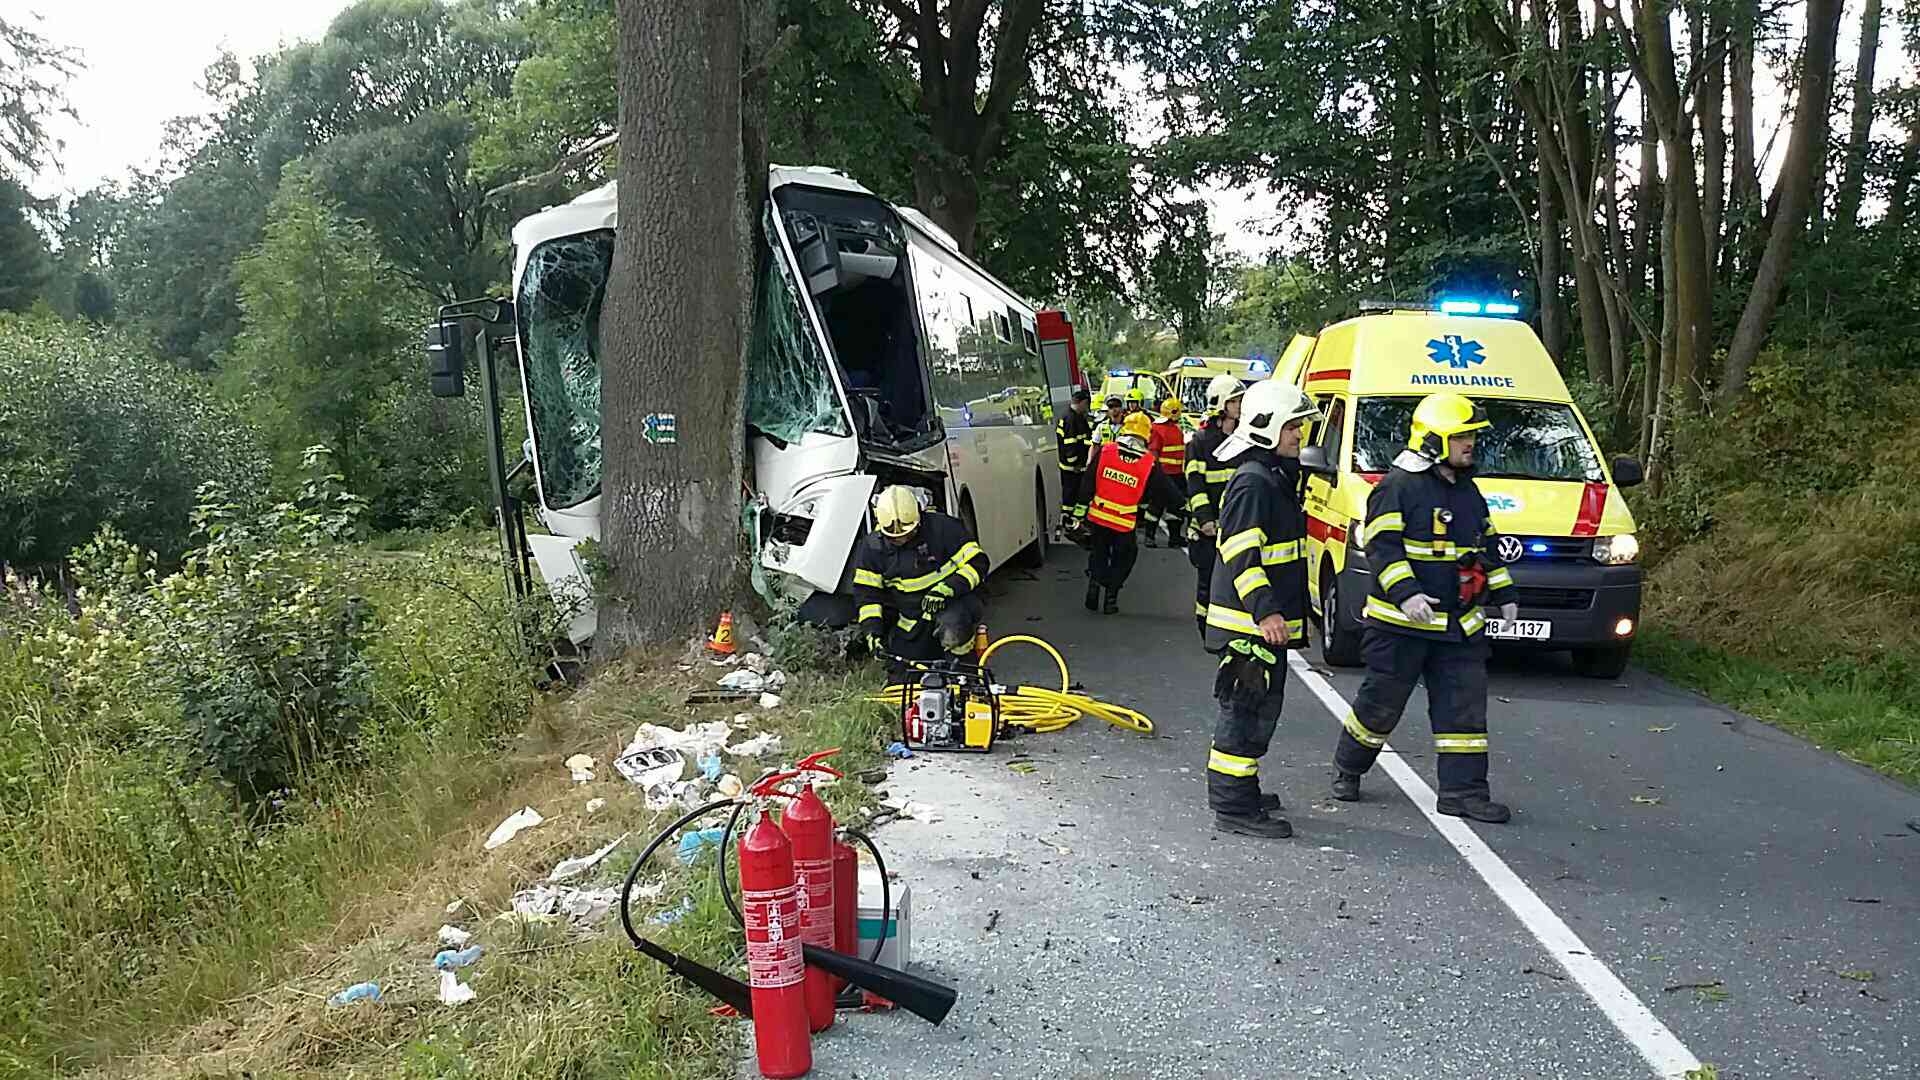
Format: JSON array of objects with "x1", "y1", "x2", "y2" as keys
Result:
[
  {"x1": 1631, "y1": 795, "x2": 1663, "y2": 806},
  {"x1": 984, "y1": 909, "x2": 1002, "y2": 933},
  {"x1": 564, "y1": 753, "x2": 596, "y2": 783},
  {"x1": 1844, "y1": 896, "x2": 1882, "y2": 904},
  {"x1": 436, "y1": 925, "x2": 471, "y2": 948},
  {"x1": 327, "y1": 981, "x2": 382, "y2": 1006},
  {"x1": 1647, "y1": 725, "x2": 1675, "y2": 733},
  {"x1": 1522, "y1": 965, "x2": 1567, "y2": 981},
  {"x1": 483, "y1": 806, "x2": 545, "y2": 850},
  {"x1": 436, "y1": 970, "x2": 477, "y2": 1006},
  {"x1": 1836, "y1": 969, "x2": 1876, "y2": 982},
  {"x1": 885, "y1": 741, "x2": 914, "y2": 759},
  {"x1": 548, "y1": 833, "x2": 628, "y2": 883},
  {"x1": 1008, "y1": 761, "x2": 1038, "y2": 774}
]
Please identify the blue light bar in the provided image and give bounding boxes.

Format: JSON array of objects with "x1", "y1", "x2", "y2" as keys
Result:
[
  {"x1": 1485, "y1": 301, "x2": 1522, "y2": 316},
  {"x1": 1439, "y1": 299, "x2": 1482, "y2": 315},
  {"x1": 1246, "y1": 358, "x2": 1271, "y2": 374},
  {"x1": 1181, "y1": 357, "x2": 1205, "y2": 367},
  {"x1": 1110, "y1": 368, "x2": 1131, "y2": 376},
  {"x1": 1527, "y1": 541, "x2": 1548, "y2": 554}
]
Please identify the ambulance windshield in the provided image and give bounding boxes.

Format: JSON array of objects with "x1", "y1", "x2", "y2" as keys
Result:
[{"x1": 1354, "y1": 397, "x2": 1603, "y2": 482}]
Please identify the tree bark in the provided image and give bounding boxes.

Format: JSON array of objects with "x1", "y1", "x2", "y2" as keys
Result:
[
  {"x1": 1886, "y1": 124, "x2": 1920, "y2": 231},
  {"x1": 1633, "y1": 92, "x2": 1658, "y2": 291},
  {"x1": 1631, "y1": 0, "x2": 1712, "y2": 408},
  {"x1": 1721, "y1": 0, "x2": 1845, "y2": 404},
  {"x1": 1537, "y1": 168, "x2": 1569, "y2": 362},
  {"x1": 1834, "y1": 0, "x2": 1883, "y2": 231},
  {"x1": 1729, "y1": 1, "x2": 1760, "y2": 273},
  {"x1": 599, "y1": 0, "x2": 748, "y2": 650},
  {"x1": 1698, "y1": 7, "x2": 1727, "y2": 274}
]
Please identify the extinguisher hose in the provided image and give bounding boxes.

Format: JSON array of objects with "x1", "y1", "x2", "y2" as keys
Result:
[
  {"x1": 716, "y1": 799, "x2": 891, "y2": 966},
  {"x1": 616, "y1": 797, "x2": 757, "y2": 1015}
]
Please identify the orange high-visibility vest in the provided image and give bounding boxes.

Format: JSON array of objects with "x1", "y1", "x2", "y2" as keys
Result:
[
  {"x1": 1149, "y1": 419, "x2": 1186, "y2": 476},
  {"x1": 1086, "y1": 442, "x2": 1156, "y2": 532}
]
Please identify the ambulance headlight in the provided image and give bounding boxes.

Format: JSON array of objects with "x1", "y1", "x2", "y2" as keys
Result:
[{"x1": 1592, "y1": 533, "x2": 1639, "y2": 565}]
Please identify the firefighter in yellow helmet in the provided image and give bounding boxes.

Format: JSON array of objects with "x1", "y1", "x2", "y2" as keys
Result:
[
  {"x1": 852, "y1": 485, "x2": 990, "y2": 663},
  {"x1": 1072, "y1": 412, "x2": 1179, "y2": 613},
  {"x1": 1329, "y1": 393, "x2": 1519, "y2": 823}
]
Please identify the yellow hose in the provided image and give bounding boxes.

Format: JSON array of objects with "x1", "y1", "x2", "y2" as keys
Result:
[{"x1": 870, "y1": 633, "x2": 1153, "y2": 737}]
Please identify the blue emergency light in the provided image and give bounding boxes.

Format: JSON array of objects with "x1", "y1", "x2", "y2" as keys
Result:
[
  {"x1": 1246, "y1": 357, "x2": 1272, "y2": 375},
  {"x1": 1110, "y1": 368, "x2": 1131, "y2": 376},
  {"x1": 1180, "y1": 357, "x2": 1205, "y2": 367},
  {"x1": 1486, "y1": 301, "x2": 1522, "y2": 316},
  {"x1": 1528, "y1": 541, "x2": 1548, "y2": 554}
]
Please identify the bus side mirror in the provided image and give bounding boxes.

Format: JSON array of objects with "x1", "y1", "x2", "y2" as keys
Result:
[
  {"x1": 426, "y1": 320, "x2": 466, "y2": 398},
  {"x1": 1299, "y1": 445, "x2": 1336, "y2": 477},
  {"x1": 1610, "y1": 455, "x2": 1644, "y2": 489}
]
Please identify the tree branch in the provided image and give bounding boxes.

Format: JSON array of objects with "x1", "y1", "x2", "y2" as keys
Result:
[
  {"x1": 974, "y1": 0, "x2": 1046, "y2": 166},
  {"x1": 483, "y1": 132, "x2": 617, "y2": 204}
]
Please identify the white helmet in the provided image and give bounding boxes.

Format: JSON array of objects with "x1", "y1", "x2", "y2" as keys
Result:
[
  {"x1": 1205, "y1": 374, "x2": 1246, "y2": 414},
  {"x1": 1215, "y1": 381, "x2": 1322, "y2": 461}
]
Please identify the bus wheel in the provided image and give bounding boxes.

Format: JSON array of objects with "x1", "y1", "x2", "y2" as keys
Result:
[
  {"x1": 1016, "y1": 477, "x2": 1048, "y2": 568},
  {"x1": 1320, "y1": 566, "x2": 1364, "y2": 667}
]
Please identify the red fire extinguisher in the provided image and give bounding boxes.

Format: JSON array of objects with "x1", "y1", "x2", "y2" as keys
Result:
[
  {"x1": 739, "y1": 778, "x2": 812, "y2": 1078},
  {"x1": 831, "y1": 836, "x2": 858, "y2": 996},
  {"x1": 779, "y1": 750, "x2": 844, "y2": 1033}
]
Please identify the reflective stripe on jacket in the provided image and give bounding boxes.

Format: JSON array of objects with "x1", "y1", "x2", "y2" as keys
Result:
[
  {"x1": 851, "y1": 511, "x2": 989, "y2": 636},
  {"x1": 1204, "y1": 453, "x2": 1309, "y2": 653},
  {"x1": 1361, "y1": 464, "x2": 1517, "y2": 640}
]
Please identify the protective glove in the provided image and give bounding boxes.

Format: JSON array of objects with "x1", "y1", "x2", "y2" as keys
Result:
[
  {"x1": 864, "y1": 631, "x2": 884, "y2": 655},
  {"x1": 1499, "y1": 602, "x2": 1518, "y2": 624},
  {"x1": 921, "y1": 590, "x2": 948, "y2": 614},
  {"x1": 1399, "y1": 593, "x2": 1439, "y2": 625},
  {"x1": 1200, "y1": 521, "x2": 1217, "y2": 537}
]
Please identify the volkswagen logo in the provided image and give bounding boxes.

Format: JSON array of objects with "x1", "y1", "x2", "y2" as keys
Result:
[{"x1": 1495, "y1": 535, "x2": 1526, "y2": 564}]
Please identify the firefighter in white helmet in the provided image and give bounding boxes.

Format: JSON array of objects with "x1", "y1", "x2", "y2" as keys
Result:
[
  {"x1": 1203, "y1": 379, "x2": 1319, "y2": 839},
  {"x1": 1183, "y1": 374, "x2": 1248, "y2": 641},
  {"x1": 852, "y1": 485, "x2": 989, "y2": 663}
]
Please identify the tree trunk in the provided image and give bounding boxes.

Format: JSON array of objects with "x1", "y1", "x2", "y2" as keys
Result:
[
  {"x1": 1698, "y1": 8, "x2": 1727, "y2": 274},
  {"x1": 1886, "y1": 125, "x2": 1920, "y2": 231},
  {"x1": 1728, "y1": 1, "x2": 1760, "y2": 272},
  {"x1": 1834, "y1": 0, "x2": 1883, "y2": 231},
  {"x1": 1537, "y1": 171, "x2": 1569, "y2": 362},
  {"x1": 599, "y1": 0, "x2": 748, "y2": 650},
  {"x1": 1636, "y1": 1, "x2": 1712, "y2": 408},
  {"x1": 1720, "y1": 0, "x2": 1845, "y2": 404},
  {"x1": 1633, "y1": 93, "x2": 1658, "y2": 290},
  {"x1": 911, "y1": 157, "x2": 982, "y2": 255}
]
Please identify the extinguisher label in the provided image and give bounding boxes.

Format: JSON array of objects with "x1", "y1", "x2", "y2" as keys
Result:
[
  {"x1": 743, "y1": 883, "x2": 806, "y2": 989},
  {"x1": 793, "y1": 856, "x2": 835, "y2": 945}
]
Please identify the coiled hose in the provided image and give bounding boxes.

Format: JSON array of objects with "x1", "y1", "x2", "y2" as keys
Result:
[{"x1": 872, "y1": 633, "x2": 1153, "y2": 736}]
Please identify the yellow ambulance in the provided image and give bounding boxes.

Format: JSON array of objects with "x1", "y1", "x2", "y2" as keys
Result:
[{"x1": 1280, "y1": 301, "x2": 1645, "y2": 678}]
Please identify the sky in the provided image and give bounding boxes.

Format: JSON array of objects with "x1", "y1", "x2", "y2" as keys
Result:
[{"x1": 19, "y1": 2, "x2": 1916, "y2": 262}]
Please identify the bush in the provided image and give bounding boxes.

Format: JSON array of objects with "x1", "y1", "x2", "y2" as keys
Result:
[{"x1": 0, "y1": 311, "x2": 267, "y2": 568}]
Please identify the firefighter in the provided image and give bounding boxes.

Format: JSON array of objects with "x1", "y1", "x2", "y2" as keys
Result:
[
  {"x1": 1185, "y1": 374, "x2": 1246, "y2": 640},
  {"x1": 1203, "y1": 380, "x2": 1320, "y2": 839},
  {"x1": 1073, "y1": 412, "x2": 1178, "y2": 614},
  {"x1": 1055, "y1": 385, "x2": 1094, "y2": 530},
  {"x1": 1089, "y1": 394, "x2": 1127, "y2": 451},
  {"x1": 1123, "y1": 386, "x2": 1148, "y2": 418},
  {"x1": 1328, "y1": 392, "x2": 1519, "y2": 823},
  {"x1": 1146, "y1": 398, "x2": 1189, "y2": 549},
  {"x1": 853, "y1": 485, "x2": 991, "y2": 664}
]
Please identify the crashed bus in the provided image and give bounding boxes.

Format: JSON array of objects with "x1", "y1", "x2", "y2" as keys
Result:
[{"x1": 429, "y1": 166, "x2": 1084, "y2": 646}]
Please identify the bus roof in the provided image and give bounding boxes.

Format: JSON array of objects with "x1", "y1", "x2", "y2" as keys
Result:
[{"x1": 1299, "y1": 311, "x2": 1570, "y2": 401}]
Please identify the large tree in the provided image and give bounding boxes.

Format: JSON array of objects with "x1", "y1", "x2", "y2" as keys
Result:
[{"x1": 0, "y1": 14, "x2": 77, "y2": 181}]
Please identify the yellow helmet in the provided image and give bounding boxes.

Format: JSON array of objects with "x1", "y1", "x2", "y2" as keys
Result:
[
  {"x1": 1120, "y1": 412, "x2": 1153, "y2": 441},
  {"x1": 873, "y1": 484, "x2": 922, "y2": 538},
  {"x1": 1124, "y1": 387, "x2": 1146, "y2": 407},
  {"x1": 1407, "y1": 393, "x2": 1491, "y2": 460},
  {"x1": 1160, "y1": 397, "x2": 1182, "y2": 419}
]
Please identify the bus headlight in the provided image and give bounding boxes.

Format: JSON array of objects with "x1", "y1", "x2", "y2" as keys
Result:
[{"x1": 1592, "y1": 533, "x2": 1639, "y2": 565}]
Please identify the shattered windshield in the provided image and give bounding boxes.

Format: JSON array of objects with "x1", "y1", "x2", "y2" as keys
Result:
[
  {"x1": 747, "y1": 210, "x2": 851, "y2": 443},
  {"x1": 516, "y1": 230, "x2": 612, "y2": 509}
]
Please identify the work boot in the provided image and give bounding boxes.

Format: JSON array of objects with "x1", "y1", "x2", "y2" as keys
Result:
[
  {"x1": 1215, "y1": 811, "x2": 1292, "y2": 839},
  {"x1": 1330, "y1": 773, "x2": 1361, "y2": 802},
  {"x1": 1102, "y1": 589, "x2": 1119, "y2": 615},
  {"x1": 1436, "y1": 794, "x2": 1512, "y2": 824},
  {"x1": 1084, "y1": 582, "x2": 1101, "y2": 612},
  {"x1": 1260, "y1": 792, "x2": 1283, "y2": 811}
]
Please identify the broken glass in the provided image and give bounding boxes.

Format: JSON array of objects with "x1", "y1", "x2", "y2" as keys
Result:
[
  {"x1": 746, "y1": 213, "x2": 850, "y2": 444},
  {"x1": 516, "y1": 230, "x2": 613, "y2": 509}
]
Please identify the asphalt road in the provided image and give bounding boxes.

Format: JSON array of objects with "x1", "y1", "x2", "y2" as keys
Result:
[{"x1": 779, "y1": 547, "x2": 1920, "y2": 1080}]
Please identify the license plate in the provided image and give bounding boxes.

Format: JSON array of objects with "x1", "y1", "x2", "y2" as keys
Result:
[{"x1": 1487, "y1": 619, "x2": 1551, "y2": 641}]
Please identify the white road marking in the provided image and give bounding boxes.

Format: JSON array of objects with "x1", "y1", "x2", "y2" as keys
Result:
[{"x1": 1287, "y1": 654, "x2": 1704, "y2": 1080}]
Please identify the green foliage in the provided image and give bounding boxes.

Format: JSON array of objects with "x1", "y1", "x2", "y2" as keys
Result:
[
  {"x1": 0, "y1": 311, "x2": 267, "y2": 567},
  {"x1": 0, "y1": 14, "x2": 79, "y2": 181},
  {"x1": 1201, "y1": 260, "x2": 1340, "y2": 360},
  {"x1": 0, "y1": 175, "x2": 52, "y2": 311}
]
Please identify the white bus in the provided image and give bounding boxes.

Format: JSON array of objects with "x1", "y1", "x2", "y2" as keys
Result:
[{"x1": 503, "y1": 166, "x2": 1084, "y2": 642}]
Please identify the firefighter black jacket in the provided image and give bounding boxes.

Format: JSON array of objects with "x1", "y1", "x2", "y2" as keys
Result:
[
  {"x1": 1203, "y1": 451, "x2": 1309, "y2": 655},
  {"x1": 1361, "y1": 459, "x2": 1517, "y2": 641},
  {"x1": 851, "y1": 511, "x2": 988, "y2": 636}
]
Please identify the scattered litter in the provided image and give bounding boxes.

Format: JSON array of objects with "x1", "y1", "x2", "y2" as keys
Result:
[
  {"x1": 1631, "y1": 795, "x2": 1663, "y2": 806},
  {"x1": 880, "y1": 793, "x2": 942, "y2": 824},
  {"x1": 1522, "y1": 965, "x2": 1567, "y2": 981},
  {"x1": 437, "y1": 925, "x2": 471, "y2": 948},
  {"x1": 1169, "y1": 894, "x2": 1213, "y2": 906},
  {"x1": 885, "y1": 742, "x2": 914, "y2": 759},
  {"x1": 984, "y1": 909, "x2": 1002, "y2": 933},
  {"x1": 511, "y1": 885, "x2": 620, "y2": 925},
  {"x1": 697, "y1": 753, "x2": 724, "y2": 781},
  {"x1": 676, "y1": 827, "x2": 729, "y2": 864},
  {"x1": 1497, "y1": 696, "x2": 1512, "y2": 703},
  {"x1": 1844, "y1": 897, "x2": 1882, "y2": 904},
  {"x1": 1647, "y1": 725, "x2": 1675, "y2": 733},
  {"x1": 740, "y1": 653, "x2": 769, "y2": 674},
  {"x1": 718, "y1": 774, "x2": 744, "y2": 798},
  {"x1": 630, "y1": 882, "x2": 666, "y2": 902},
  {"x1": 650, "y1": 897, "x2": 696, "y2": 925},
  {"x1": 1008, "y1": 761, "x2": 1038, "y2": 774},
  {"x1": 436, "y1": 970, "x2": 477, "y2": 1006},
  {"x1": 549, "y1": 833, "x2": 629, "y2": 883},
  {"x1": 484, "y1": 806, "x2": 545, "y2": 850},
  {"x1": 858, "y1": 768, "x2": 887, "y2": 784},
  {"x1": 444, "y1": 898, "x2": 465, "y2": 915},
  {"x1": 328, "y1": 981, "x2": 381, "y2": 1006},
  {"x1": 1105, "y1": 936, "x2": 1121, "y2": 945},
  {"x1": 731, "y1": 713, "x2": 755, "y2": 728},
  {"x1": 766, "y1": 670, "x2": 789, "y2": 692},
  {"x1": 726, "y1": 732, "x2": 782, "y2": 757},
  {"x1": 585, "y1": 797, "x2": 607, "y2": 814},
  {"x1": 565, "y1": 753, "x2": 596, "y2": 783},
  {"x1": 623, "y1": 721, "x2": 733, "y2": 760},
  {"x1": 434, "y1": 945, "x2": 485, "y2": 971},
  {"x1": 1860, "y1": 986, "x2": 1890, "y2": 1003},
  {"x1": 1039, "y1": 836, "x2": 1072, "y2": 855},
  {"x1": 719, "y1": 670, "x2": 766, "y2": 693},
  {"x1": 759, "y1": 692, "x2": 783, "y2": 710},
  {"x1": 1309, "y1": 1006, "x2": 1326, "y2": 1016},
  {"x1": 1662, "y1": 980, "x2": 1722, "y2": 993},
  {"x1": 1836, "y1": 969, "x2": 1876, "y2": 982}
]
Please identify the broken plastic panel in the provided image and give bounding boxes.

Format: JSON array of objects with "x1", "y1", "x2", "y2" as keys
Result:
[
  {"x1": 746, "y1": 212, "x2": 852, "y2": 445},
  {"x1": 516, "y1": 230, "x2": 613, "y2": 509}
]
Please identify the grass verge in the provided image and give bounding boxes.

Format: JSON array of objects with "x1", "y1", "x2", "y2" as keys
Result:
[{"x1": 1636, "y1": 629, "x2": 1920, "y2": 786}]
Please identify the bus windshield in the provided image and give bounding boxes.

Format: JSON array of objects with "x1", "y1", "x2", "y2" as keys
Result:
[
  {"x1": 1353, "y1": 396, "x2": 1604, "y2": 482},
  {"x1": 517, "y1": 230, "x2": 613, "y2": 510}
]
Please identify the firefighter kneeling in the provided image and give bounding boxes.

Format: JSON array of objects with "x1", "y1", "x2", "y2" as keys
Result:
[
  {"x1": 1203, "y1": 381, "x2": 1320, "y2": 839},
  {"x1": 853, "y1": 485, "x2": 990, "y2": 663},
  {"x1": 1328, "y1": 392, "x2": 1518, "y2": 823},
  {"x1": 1073, "y1": 413, "x2": 1178, "y2": 614}
]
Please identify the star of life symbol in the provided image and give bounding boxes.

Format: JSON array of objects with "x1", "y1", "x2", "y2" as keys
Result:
[{"x1": 1426, "y1": 336, "x2": 1486, "y2": 370}]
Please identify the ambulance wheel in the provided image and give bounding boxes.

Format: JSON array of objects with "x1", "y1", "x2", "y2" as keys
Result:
[
  {"x1": 1572, "y1": 644, "x2": 1632, "y2": 679},
  {"x1": 1320, "y1": 567, "x2": 1363, "y2": 668},
  {"x1": 1015, "y1": 476, "x2": 1048, "y2": 568}
]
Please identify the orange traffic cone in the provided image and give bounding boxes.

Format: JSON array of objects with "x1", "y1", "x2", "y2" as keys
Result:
[
  {"x1": 972, "y1": 624, "x2": 989, "y2": 661},
  {"x1": 708, "y1": 612, "x2": 737, "y2": 656}
]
